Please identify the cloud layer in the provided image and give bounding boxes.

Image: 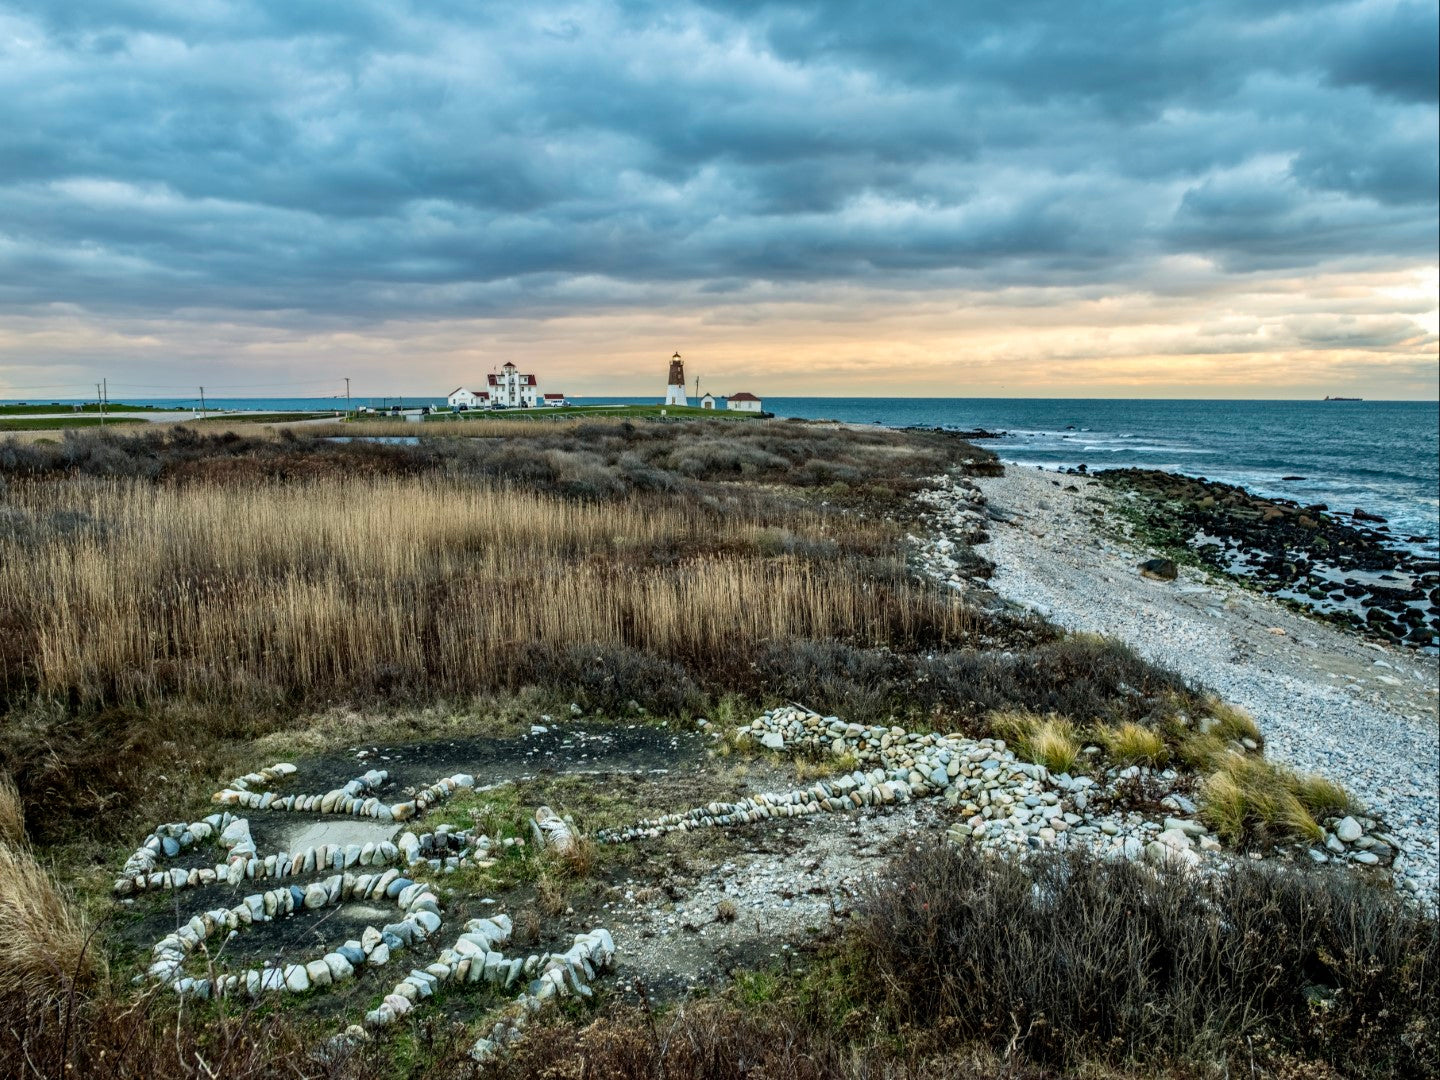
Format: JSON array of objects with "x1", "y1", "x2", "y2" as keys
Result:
[{"x1": 0, "y1": 0, "x2": 1435, "y2": 396}]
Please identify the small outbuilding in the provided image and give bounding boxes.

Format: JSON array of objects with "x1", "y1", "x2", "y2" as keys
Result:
[
  {"x1": 448, "y1": 387, "x2": 491, "y2": 410},
  {"x1": 542, "y1": 393, "x2": 568, "y2": 407},
  {"x1": 726, "y1": 391, "x2": 762, "y2": 412},
  {"x1": 699, "y1": 393, "x2": 721, "y2": 409}
]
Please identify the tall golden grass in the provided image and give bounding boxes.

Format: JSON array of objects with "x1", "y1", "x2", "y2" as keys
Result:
[
  {"x1": 0, "y1": 477, "x2": 972, "y2": 704},
  {"x1": 0, "y1": 778, "x2": 100, "y2": 1002}
]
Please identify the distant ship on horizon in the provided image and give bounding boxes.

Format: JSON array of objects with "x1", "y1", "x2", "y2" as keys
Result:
[{"x1": 1323, "y1": 395, "x2": 1363, "y2": 401}]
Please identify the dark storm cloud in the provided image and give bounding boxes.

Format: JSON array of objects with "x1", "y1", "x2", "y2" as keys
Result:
[{"x1": 0, "y1": 0, "x2": 1433, "y2": 321}]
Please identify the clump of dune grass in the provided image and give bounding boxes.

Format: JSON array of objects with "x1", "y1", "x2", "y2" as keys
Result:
[
  {"x1": 1099, "y1": 722, "x2": 1168, "y2": 767},
  {"x1": 1291, "y1": 772, "x2": 1356, "y2": 819},
  {"x1": 857, "y1": 842, "x2": 1440, "y2": 1078},
  {"x1": 1176, "y1": 731, "x2": 1227, "y2": 772},
  {"x1": 994, "y1": 710, "x2": 1081, "y2": 775},
  {"x1": 1199, "y1": 754, "x2": 1331, "y2": 845},
  {"x1": 1203, "y1": 699, "x2": 1263, "y2": 748},
  {"x1": 0, "y1": 839, "x2": 103, "y2": 1004}
]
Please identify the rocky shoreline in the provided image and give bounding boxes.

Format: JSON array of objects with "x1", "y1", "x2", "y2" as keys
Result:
[
  {"x1": 942, "y1": 464, "x2": 1438, "y2": 904},
  {"x1": 1091, "y1": 467, "x2": 1439, "y2": 650}
]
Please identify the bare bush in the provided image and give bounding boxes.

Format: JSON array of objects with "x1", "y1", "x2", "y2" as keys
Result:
[{"x1": 860, "y1": 843, "x2": 1438, "y2": 1076}]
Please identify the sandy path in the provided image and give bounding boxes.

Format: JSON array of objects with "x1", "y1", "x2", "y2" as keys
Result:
[{"x1": 973, "y1": 466, "x2": 1439, "y2": 902}]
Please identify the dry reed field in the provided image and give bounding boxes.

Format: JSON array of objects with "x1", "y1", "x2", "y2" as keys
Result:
[{"x1": 0, "y1": 476, "x2": 971, "y2": 707}]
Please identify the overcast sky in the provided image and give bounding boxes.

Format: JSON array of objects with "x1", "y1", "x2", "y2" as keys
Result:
[{"x1": 1, "y1": 0, "x2": 1436, "y2": 399}]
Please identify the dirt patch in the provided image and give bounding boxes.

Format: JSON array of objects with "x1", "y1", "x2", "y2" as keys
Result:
[{"x1": 273, "y1": 722, "x2": 706, "y2": 795}]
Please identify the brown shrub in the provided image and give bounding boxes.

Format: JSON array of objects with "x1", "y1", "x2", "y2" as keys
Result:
[{"x1": 860, "y1": 843, "x2": 1438, "y2": 1076}]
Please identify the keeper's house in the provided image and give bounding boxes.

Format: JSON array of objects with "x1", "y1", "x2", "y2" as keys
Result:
[
  {"x1": 488, "y1": 362, "x2": 540, "y2": 408},
  {"x1": 726, "y1": 391, "x2": 763, "y2": 413},
  {"x1": 447, "y1": 387, "x2": 491, "y2": 409}
]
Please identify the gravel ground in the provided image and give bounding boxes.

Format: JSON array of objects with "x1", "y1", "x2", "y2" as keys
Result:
[{"x1": 973, "y1": 466, "x2": 1439, "y2": 904}]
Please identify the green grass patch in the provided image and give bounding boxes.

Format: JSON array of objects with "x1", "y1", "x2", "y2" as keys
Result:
[
  {"x1": 0, "y1": 416, "x2": 146, "y2": 431},
  {"x1": 0, "y1": 403, "x2": 160, "y2": 415}
]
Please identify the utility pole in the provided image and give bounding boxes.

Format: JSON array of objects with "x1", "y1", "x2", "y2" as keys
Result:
[
  {"x1": 199, "y1": 386, "x2": 207, "y2": 419},
  {"x1": 96, "y1": 382, "x2": 104, "y2": 427},
  {"x1": 344, "y1": 377, "x2": 351, "y2": 416}
]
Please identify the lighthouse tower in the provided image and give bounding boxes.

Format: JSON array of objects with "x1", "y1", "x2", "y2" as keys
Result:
[{"x1": 665, "y1": 352, "x2": 688, "y2": 406}]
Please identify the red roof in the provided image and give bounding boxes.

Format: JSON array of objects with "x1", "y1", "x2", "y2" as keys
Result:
[
  {"x1": 727, "y1": 391, "x2": 760, "y2": 401},
  {"x1": 543, "y1": 393, "x2": 565, "y2": 399}
]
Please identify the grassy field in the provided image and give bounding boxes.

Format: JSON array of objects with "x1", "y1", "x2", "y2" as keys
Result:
[
  {"x1": 0, "y1": 415, "x2": 147, "y2": 431},
  {"x1": 0, "y1": 477, "x2": 970, "y2": 707},
  {"x1": 359, "y1": 402, "x2": 765, "y2": 422},
  {"x1": 0, "y1": 420, "x2": 1431, "y2": 1080},
  {"x1": 0, "y1": 402, "x2": 161, "y2": 415},
  {"x1": 187, "y1": 411, "x2": 338, "y2": 423}
]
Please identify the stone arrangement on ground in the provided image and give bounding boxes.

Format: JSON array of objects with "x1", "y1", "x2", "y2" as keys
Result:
[
  {"x1": 117, "y1": 763, "x2": 617, "y2": 1068},
  {"x1": 115, "y1": 714, "x2": 1406, "y2": 1068},
  {"x1": 599, "y1": 706, "x2": 1396, "y2": 881}
]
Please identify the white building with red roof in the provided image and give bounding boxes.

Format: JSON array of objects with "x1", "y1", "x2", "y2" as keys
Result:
[
  {"x1": 725, "y1": 391, "x2": 762, "y2": 412},
  {"x1": 486, "y1": 362, "x2": 540, "y2": 407}
]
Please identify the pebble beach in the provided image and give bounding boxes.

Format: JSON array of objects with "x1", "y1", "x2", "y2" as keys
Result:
[{"x1": 968, "y1": 465, "x2": 1440, "y2": 903}]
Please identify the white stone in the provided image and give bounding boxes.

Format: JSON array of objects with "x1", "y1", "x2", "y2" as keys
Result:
[{"x1": 283, "y1": 965, "x2": 310, "y2": 992}]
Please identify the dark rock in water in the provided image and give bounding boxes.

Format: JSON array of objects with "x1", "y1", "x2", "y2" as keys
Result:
[
  {"x1": 1139, "y1": 558, "x2": 1179, "y2": 581},
  {"x1": 1353, "y1": 507, "x2": 1387, "y2": 523},
  {"x1": 1281, "y1": 475, "x2": 1306, "y2": 481}
]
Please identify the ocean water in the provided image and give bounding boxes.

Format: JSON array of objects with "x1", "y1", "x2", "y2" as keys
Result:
[
  {"x1": 768, "y1": 398, "x2": 1440, "y2": 556},
  {"x1": 589, "y1": 396, "x2": 1439, "y2": 553},
  {"x1": 9, "y1": 394, "x2": 1436, "y2": 555}
]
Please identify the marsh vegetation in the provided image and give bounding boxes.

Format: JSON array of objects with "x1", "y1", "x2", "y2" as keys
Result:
[{"x1": 0, "y1": 420, "x2": 1429, "y2": 1079}]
